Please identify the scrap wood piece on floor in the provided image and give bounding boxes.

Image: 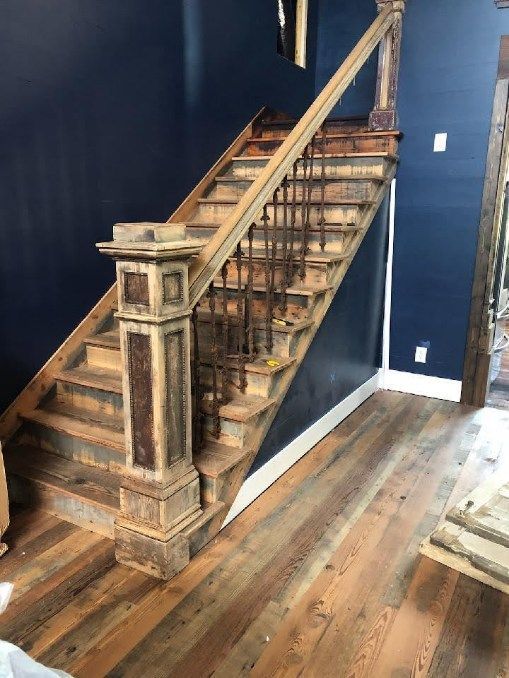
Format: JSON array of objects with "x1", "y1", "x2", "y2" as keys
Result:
[{"x1": 420, "y1": 468, "x2": 509, "y2": 595}]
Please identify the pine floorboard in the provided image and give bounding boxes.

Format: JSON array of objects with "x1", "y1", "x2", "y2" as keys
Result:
[{"x1": 0, "y1": 391, "x2": 508, "y2": 677}]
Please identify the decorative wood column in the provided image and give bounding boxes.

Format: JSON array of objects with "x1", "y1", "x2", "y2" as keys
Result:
[
  {"x1": 369, "y1": 0, "x2": 405, "y2": 131},
  {"x1": 97, "y1": 222, "x2": 202, "y2": 579}
]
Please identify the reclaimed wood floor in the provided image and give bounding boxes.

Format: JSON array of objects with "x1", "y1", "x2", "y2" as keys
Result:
[
  {"x1": 487, "y1": 318, "x2": 509, "y2": 410},
  {"x1": 1, "y1": 391, "x2": 509, "y2": 677}
]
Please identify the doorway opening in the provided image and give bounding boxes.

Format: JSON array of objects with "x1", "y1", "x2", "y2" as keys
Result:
[{"x1": 462, "y1": 36, "x2": 509, "y2": 409}]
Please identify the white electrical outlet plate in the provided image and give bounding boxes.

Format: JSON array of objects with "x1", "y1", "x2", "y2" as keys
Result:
[
  {"x1": 415, "y1": 346, "x2": 428, "y2": 363},
  {"x1": 433, "y1": 133, "x2": 447, "y2": 152}
]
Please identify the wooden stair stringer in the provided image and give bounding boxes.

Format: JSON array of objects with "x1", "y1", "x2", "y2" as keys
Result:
[{"x1": 192, "y1": 161, "x2": 397, "y2": 544}]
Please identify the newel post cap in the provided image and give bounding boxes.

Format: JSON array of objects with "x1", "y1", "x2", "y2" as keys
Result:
[
  {"x1": 96, "y1": 222, "x2": 202, "y2": 261},
  {"x1": 376, "y1": 0, "x2": 406, "y2": 11}
]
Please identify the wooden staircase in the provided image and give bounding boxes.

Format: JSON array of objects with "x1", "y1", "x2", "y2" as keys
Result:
[{"x1": 0, "y1": 1, "x2": 405, "y2": 579}]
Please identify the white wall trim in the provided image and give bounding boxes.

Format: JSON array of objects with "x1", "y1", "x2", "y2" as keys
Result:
[
  {"x1": 222, "y1": 371, "x2": 381, "y2": 527},
  {"x1": 382, "y1": 369, "x2": 462, "y2": 402},
  {"x1": 382, "y1": 179, "x2": 396, "y2": 373}
]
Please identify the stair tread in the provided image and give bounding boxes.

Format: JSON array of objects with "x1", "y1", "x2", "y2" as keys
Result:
[
  {"x1": 183, "y1": 500, "x2": 226, "y2": 538},
  {"x1": 84, "y1": 330, "x2": 121, "y2": 349},
  {"x1": 197, "y1": 310, "x2": 313, "y2": 333},
  {"x1": 57, "y1": 363, "x2": 122, "y2": 393},
  {"x1": 247, "y1": 130, "x2": 400, "y2": 142},
  {"x1": 193, "y1": 441, "x2": 251, "y2": 477},
  {"x1": 201, "y1": 393, "x2": 275, "y2": 422},
  {"x1": 215, "y1": 175, "x2": 385, "y2": 183},
  {"x1": 22, "y1": 403, "x2": 125, "y2": 452},
  {"x1": 187, "y1": 221, "x2": 359, "y2": 233},
  {"x1": 209, "y1": 280, "x2": 331, "y2": 296},
  {"x1": 197, "y1": 197, "x2": 371, "y2": 206},
  {"x1": 232, "y1": 152, "x2": 398, "y2": 161},
  {"x1": 5, "y1": 444, "x2": 121, "y2": 510},
  {"x1": 200, "y1": 354, "x2": 295, "y2": 375}
]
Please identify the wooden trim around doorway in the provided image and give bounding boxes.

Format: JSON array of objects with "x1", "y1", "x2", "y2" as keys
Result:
[{"x1": 462, "y1": 41, "x2": 509, "y2": 406}]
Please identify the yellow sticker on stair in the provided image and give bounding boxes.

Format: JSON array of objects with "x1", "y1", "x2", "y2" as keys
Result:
[{"x1": 266, "y1": 359, "x2": 280, "y2": 368}]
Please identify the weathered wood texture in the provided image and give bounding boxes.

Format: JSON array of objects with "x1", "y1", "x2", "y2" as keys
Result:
[
  {"x1": 462, "y1": 55, "x2": 509, "y2": 406},
  {"x1": 1, "y1": 392, "x2": 508, "y2": 677}
]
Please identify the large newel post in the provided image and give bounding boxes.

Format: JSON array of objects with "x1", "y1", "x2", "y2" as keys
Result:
[
  {"x1": 98, "y1": 222, "x2": 202, "y2": 580},
  {"x1": 369, "y1": 0, "x2": 405, "y2": 131}
]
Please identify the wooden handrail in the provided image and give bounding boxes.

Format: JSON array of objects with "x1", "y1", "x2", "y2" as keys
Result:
[{"x1": 188, "y1": 3, "x2": 397, "y2": 308}]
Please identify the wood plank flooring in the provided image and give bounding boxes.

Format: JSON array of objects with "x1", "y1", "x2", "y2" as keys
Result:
[
  {"x1": 1, "y1": 391, "x2": 508, "y2": 677},
  {"x1": 487, "y1": 318, "x2": 509, "y2": 409}
]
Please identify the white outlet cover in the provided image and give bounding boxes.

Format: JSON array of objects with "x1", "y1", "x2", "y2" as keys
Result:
[
  {"x1": 433, "y1": 133, "x2": 447, "y2": 152},
  {"x1": 415, "y1": 346, "x2": 428, "y2": 363}
]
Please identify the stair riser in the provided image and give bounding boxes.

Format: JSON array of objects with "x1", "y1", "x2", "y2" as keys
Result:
[
  {"x1": 56, "y1": 381, "x2": 124, "y2": 420},
  {"x1": 197, "y1": 321, "x2": 307, "y2": 359},
  {"x1": 194, "y1": 203, "x2": 360, "y2": 226},
  {"x1": 210, "y1": 179, "x2": 376, "y2": 202},
  {"x1": 86, "y1": 344, "x2": 122, "y2": 372},
  {"x1": 189, "y1": 227, "x2": 353, "y2": 255},
  {"x1": 260, "y1": 120, "x2": 368, "y2": 138},
  {"x1": 20, "y1": 424, "x2": 125, "y2": 473},
  {"x1": 202, "y1": 416, "x2": 247, "y2": 448},
  {"x1": 7, "y1": 473, "x2": 116, "y2": 538},
  {"x1": 244, "y1": 135, "x2": 397, "y2": 157},
  {"x1": 221, "y1": 259, "x2": 331, "y2": 289},
  {"x1": 200, "y1": 362, "x2": 287, "y2": 399},
  {"x1": 229, "y1": 156, "x2": 391, "y2": 179}
]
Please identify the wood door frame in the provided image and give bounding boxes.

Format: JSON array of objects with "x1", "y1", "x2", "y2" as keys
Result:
[
  {"x1": 461, "y1": 37, "x2": 509, "y2": 406},
  {"x1": 294, "y1": 0, "x2": 309, "y2": 67}
]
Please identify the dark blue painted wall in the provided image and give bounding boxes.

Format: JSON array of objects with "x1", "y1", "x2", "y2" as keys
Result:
[
  {"x1": 252, "y1": 195, "x2": 389, "y2": 473},
  {"x1": 316, "y1": 0, "x2": 509, "y2": 383},
  {"x1": 1, "y1": 0, "x2": 389, "y2": 475},
  {"x1": 0, "y1": 0, "x2": 319, "y2": 411},
  {"x1": 390, "y1": 0, "x2": 509, "y2": 380}
]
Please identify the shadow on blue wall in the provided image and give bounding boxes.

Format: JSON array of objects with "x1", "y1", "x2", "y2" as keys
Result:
[{"x1": 0, "y1": 0, "x2": 318, "y2": 411}]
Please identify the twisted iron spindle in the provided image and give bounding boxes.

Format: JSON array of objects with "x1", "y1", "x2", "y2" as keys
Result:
[
  {"x1": 285, "y1": 160, "x2": 299, "y2": 306},
  {"x1": 318, "y1": 126, "x2": 327, "y2": 252},
  {"x1": 279, "y1": 176, "x2": 289, "y2": 312},
  {"x1": 191, "y1": 305, "x2": 203, "y2": 453},
  {"x1": 268, "y1": 187, "x2": 279, "y2": 351},
  {"x1": 300, "y1": 138, "x2": 316, "y2": 280},
  {"x1": 261, "y1": 204, "x2": 272, "y2": 352},
  {"x1": 208, "y1": 281, "x2": 221, "y2": 439},
  {"x1": 221, "y1": 261, "x2": 230, "y2": 403},
  {"x1": 236, "y1": 241, "x2": 247, "y2": 392},
  {"x1": 246, "y1": 223, "x2": 255, "y2": 361}
]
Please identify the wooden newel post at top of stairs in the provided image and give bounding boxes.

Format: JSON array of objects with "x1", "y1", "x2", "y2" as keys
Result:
[
  {"x1": 369, "y1": 0, "x2": 405, "y2": 132},
  {"x1": 97, "y1": 222, "x2": 203, "y2": 580}
]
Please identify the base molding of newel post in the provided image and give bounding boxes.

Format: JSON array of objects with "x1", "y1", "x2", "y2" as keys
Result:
[{"x1": 97, "y1": 222, "x2": 203, "y2": 581}]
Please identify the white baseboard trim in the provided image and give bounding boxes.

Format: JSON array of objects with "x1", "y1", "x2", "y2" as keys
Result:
[
  {"x1": 382, "y1": 369, "x2": 462, "y2": 402},
  {"x1": 222, "y1": 371, "x2": 381, "y2": 527}
]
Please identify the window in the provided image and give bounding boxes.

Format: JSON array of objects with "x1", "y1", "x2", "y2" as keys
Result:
[
  {"x1": 496, "y1": 0, "x2": 509, "y2": 7},
  {"x1": 277, "y1": 0, "x2": 308, "y2": 68}
]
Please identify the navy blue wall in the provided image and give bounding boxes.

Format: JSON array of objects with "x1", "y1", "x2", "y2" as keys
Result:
[
  {"x1": 0, "y1": 0, "x2": 319, "y2": 412},
  {"x1": 390, "y1": 0, "x2": 509, "y2": 380},
  {"x1": 316, "y1": 0, "x2": 509, "y2": 383},
  {"x1": 252, "y1": 196, "x2": 389, "y2": 473},
  {"x1": 1, "y1": 0, "x2": 389, "y2": 475}
]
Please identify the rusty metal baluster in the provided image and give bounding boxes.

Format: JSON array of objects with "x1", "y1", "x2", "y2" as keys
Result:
[
  {"x1": 285, "y1": 160, "x2": 298, "y2": 308},
  {"x1": 221, "y1": 262, "x2": 229, "y2": 403},
  {"x1": 247, "y1": 223, "x2": 255, "y2": 361},
  {"x1": 268, "y1": 187, "x2": 279, "y2": 350},
  {"x1": 319, "y1": 125, "x2": 327, "y2": 252},
  {"x1": 279, "y1": 176, "x2": 289, "y2": 312},
  {"x1": 261, "y1": 204, "x2": 272, "y2": 352},
  {"x1": 236, "y1": 241, "x2": 247, "y2": 392},
  {"x1": 191, "y1": 305, "x2": 203, "y2": 453},
  {"x1": 208, "y1": 282, "x2": 220, "y2": 439},
  {"x1": 300, "y1": 136, "x2": 316, "y2": 280}
]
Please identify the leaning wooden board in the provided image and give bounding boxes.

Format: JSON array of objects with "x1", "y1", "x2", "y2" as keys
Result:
[{"x1": 421, "y1": 467, "x2": 509, "y2": 594}]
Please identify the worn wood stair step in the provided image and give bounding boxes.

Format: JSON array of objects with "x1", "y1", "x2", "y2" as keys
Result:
[
  {"x1": 201, "y1": 393, "x2": 276, "y2": 448},
  {"x1": 259, "y1": 115, "x2": 369, "y2": 137},
  {"x1": 199, "y1": 355, "x2": 296, "y2": 398},
  {"x1": 196, "y1": 196, "x2": 374, "y2": 207},
  {"x1": 57, "y1": 364, "x2": 122, "y2": 394},
  {"x1": 5, "y1": 444, "x2": 120, "y2": 538},
  {"x1": 232, "y1": 152, "x2": 398, "y2": 161},
  {"x1": 21, "y1": 402, "x2": 125, "y2": 456},
  {"x1": 193, "y1": 441, "x2": 252, "y2": 504},
  {"x1": 183, "y1": 500, "x2": 227, "y2": 555},
  {"x1": 228, "y1": 154, "x2": 396, "y2": 179},
  {"x1": 243, "y1": 134, "x2": 398, "y2": 158},
  {"x1": 84, "y1": 330, "x2": 120, "y2": 349}
]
